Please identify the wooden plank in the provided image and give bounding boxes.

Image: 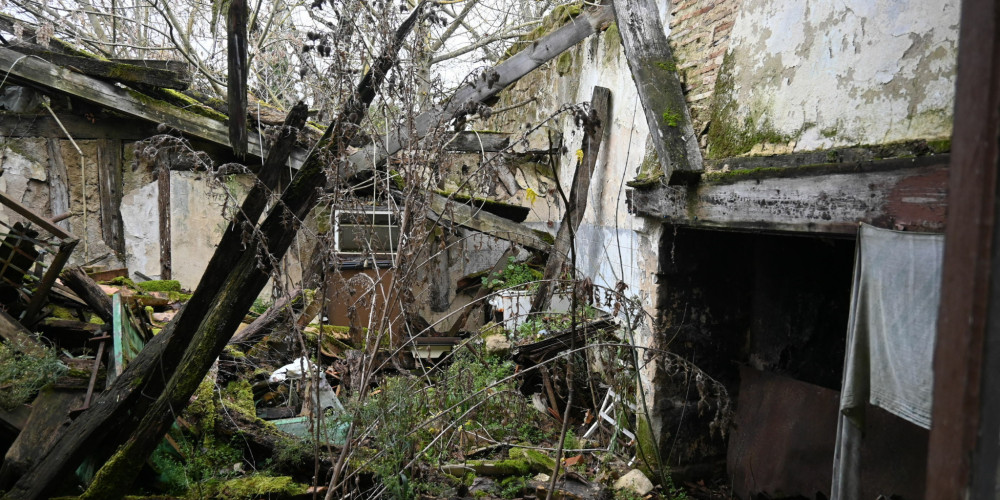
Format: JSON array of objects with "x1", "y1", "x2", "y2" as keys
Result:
[
  {"x1": 0, "y1": 47, "x2": 303, "y2": 166},
  {"x1": 157, "y1": 167, "x2": 171, "y2": 280},
  {"x1": 60, "y1": 267, "x2": 114, "y2": 324},
  {"x1": 927, "y1": 0, "x2": 1000, "y2": 495},
  {"x1": 96, "y1": 139, "x2": 124, "y2": 256},
  {"x1": 630, "y1": 156, "x2": 949, "y2": 235},
  {"x1": 0, "y1": 308, "x2": 45, "y2": 357},
  {"x1": 0, "y1": 113, "x2": 160, "y2": 140},
  {"x1": 45, "y1": 139, "x2": 70, "y2": 232},
  {"x1": 341, "y1": 4, "x2": 614, "y2": 179},
  {"x1": 427, "y1": 193, "x2": 552, "y2": 252},
  {"x1": 611, "y1": 0, "x2": 702, "y2": 184},
  {"x1": 0, "y1": 186, "x2": 73, "y2": 241},
  {"x1": 226, "y1": 0, "x2": 249, "y2": 157},
  {"x1": 7, "y1": 44, "x2": 192, "y2": 89},
  {"x1": 531, "y1": 86, "x2": 610, "y2": 313}
]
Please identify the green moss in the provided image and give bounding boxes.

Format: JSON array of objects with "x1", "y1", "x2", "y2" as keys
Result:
[
  {"x1": 604, "y1": 22, "x2": 621, "y2": 56},
  {"x1": 137, "y1": 279, "x2": 182, "y2": 293},
  {"x1": 656, "y1": 60, "x2": 677, "y2": 73},
  {"x1": 50, "y1": 305, "x2": 78, "y2": 320},
  {"x1": 927, "y1": 138, "x2": 951, "y2": 153},
  {"x1": 466, "y1": 459, "x2": 531, "y2": 477},
  {"x1": 222, "y1": 379, "x2": 256, "y2": 419},
  {"x1": 125, "y1": 89, "x2": 226, "y2": 124},
  {"x1": 223, "y1": 344, "x2": 246, "y2": 359},
  {"x1": 192, "y1": 474, "x2": 307, "y2": 499},
  {"x1": 160, "y1": 89, "x2": 229, "y2": 122},
  {"x1": 627, "y1": 149, "x2": 664, "y2": 188},
  {"x1": 662, "y1": 109, "x2": 681, "y2": 127},
  {"x1": 706, "y1": 53, "x2": 793, "y2": 159},
  {"x1": 388, "y1": 169, "x2": 406, "y2": 190},
  {"x1": 556, "y1": 51, "x2": 574, "y2": 76},
  {"x1": 508, "y1": 447, "x2": 555, "y2": 472},
  {"x1": 502, "y1": 2, "x2": 584, "y2": 60},
  {"x1": 532, "y1": 229, "x2": 556, "y2": 246},
  {"x1": 168, "y1": 291, "x2": 193, "y2": 302}
]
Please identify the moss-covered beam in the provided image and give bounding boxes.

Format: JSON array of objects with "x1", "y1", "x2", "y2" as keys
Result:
[
  {"x1": 0, "y1": 47, "x2": 301, "y2": 165},
  {"x1": 611, "y1": 0, "x2": 702, "y2": 185},
  {"x1": 427, "y1": 193, "x2": 552, "y2": 252},
  {"x1": 7, "y1": 44, "x2": 192, "y2": 89}
]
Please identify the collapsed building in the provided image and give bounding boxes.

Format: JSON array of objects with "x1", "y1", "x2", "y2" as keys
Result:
[{"x1": 0, "y1": 0, "x2": 997, "y2": 498}]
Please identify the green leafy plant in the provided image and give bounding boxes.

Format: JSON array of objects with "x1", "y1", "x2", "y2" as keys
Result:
[{"x1": 481, "y1": 257, "x2": 542, "y2": 291}]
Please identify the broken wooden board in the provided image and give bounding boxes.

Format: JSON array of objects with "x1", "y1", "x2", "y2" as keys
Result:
[
  {"x1": 428, "y1": 193, "x2": 552, "y2": 252},
  {"x1": 341, "y1": 3, "x2": 614, "y2": 179},
  {"x1": 6, "y1": 44, "x2": 192, "y2": 89},
  {"x1": 0, "y1": 308, "x2": 45, "y2": 357},
  {"x1": 108, "y1": 293, "x2": 145, "y2": 383},
  {"x1": 629, "y1": 156, "x2": 949, "y2": 234},
  {"x1": 0, "y1": 47, "x2": 307, "y2": 167},
  {"x1": 612, "y1": 0, "x2": 703, "y2": 184},
  {"x1": 532, "y1": 86, "x2": 611, "y2": 313}
]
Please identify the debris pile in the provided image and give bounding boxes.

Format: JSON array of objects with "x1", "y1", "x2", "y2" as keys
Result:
[{"x1": 0, "y1": 226, "x2": 730, "y2": 498}]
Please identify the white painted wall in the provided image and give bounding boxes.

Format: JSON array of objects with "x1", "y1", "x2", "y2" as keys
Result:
[{"x1": 721, "y1": 0, "x2": 959, "y2": 153}]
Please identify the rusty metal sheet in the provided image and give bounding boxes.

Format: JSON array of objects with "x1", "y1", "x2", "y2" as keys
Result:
[{"x1": 729, "y1": 366, "x2": 928, "y2": 499}]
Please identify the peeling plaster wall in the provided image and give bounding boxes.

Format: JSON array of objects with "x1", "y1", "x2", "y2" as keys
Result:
[
  {"x1": 710, "y1": 0, "x2": 959, "y2": 157},
  {"x1": 0, "y1": 138, "x2": 120, "y2": 267},
  {"x1": 120, "y1": 171, "x2": 251, "y2": 289},
  {"x1": 481, "y1": 25, "x2": 661, "y2": 306}
]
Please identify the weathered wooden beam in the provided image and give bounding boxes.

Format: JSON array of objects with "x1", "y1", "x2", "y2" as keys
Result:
[
  {"x1": 6, "y1": 6, "x2": 423, "y2": 497},
  {"x1": 60, "y1": 267, "x2": 113, "y2": 324},
  {"x1": 0, "y1": 47, "x2": 305, "y2": 166},
  {"x1": 927, "y1": 0, "x2": 1000, "y2": 495},
  {"x1": 427, "y1": 193, "x2": 552, "y2": 252},
  {"x1": 6, "y1": 44, "x2": 192, "y2": 89},
  {"x1": 629, "y1": 156, "x2": 949, "y2": 234},
  {"x1": 46, "y1": 139, "x2": 71, "y2": 232},
  {"x1": 0, "y1": 113, "x2": 159, "y2": 140},
  {"x1": 96, "y1": 139, "x2": 124, "y2": 256},
  {"x1": 157, "y1": 167, "x2": 171, "y2": 280},
  {"x1": 226, "y1": 0, "x2": 249, "y2": 157},
  {"x1": 0, "y1": 308, "x2": 45, "y2": 357},
  {"x1": 531, "y1": 86, "x2": 610, "y2": 314},
  {"x1": 611, "y1": 0, "x2": 702, "y2": 184},
  {"x1": 341, "y1": 3, "x2": 614, "y2": 179}
]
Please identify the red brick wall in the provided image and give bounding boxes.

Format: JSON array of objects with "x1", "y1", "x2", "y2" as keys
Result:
[{"x1": 668, "y1": 0, "x2": 741, "y2": 148}]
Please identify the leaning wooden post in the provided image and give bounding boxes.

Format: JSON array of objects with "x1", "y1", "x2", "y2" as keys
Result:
[
  {"x1": 612, "y1": 0, "x2": 702, "y2": 184},
  {"x1": 227, "y1": 0, "x2": 249, "y2": 158},
  {"x1": 530, "y1": 86, "x2": 611, "y2": 314}
]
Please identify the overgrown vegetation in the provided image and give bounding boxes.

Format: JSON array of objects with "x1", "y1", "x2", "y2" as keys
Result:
[{"x1": 0, "y1": 341, "x2": 65, "y2": 410}]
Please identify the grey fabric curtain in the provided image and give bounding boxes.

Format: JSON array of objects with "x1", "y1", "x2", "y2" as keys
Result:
[{"x1": 831, "y1": 223, "x2": 944, "y2": 499}]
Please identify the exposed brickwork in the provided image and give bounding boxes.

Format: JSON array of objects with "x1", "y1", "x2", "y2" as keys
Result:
[{"x1": 668, "y1": 0, "x2": 741, "y2": 147}]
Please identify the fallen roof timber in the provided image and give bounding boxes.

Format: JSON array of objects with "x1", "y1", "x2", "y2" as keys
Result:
[
  {"x1": 0, "y1": 47, "x2": 306, "y2": 168},
  {"x1": 630, "y1": 155, "x2": 949, "y2": 234},
  {"x1": 7, "y1": 44, "x2": 192, "y2": 89},
  {"x1": 427, "y1": 193, "x2": 552, "y2": 252}
]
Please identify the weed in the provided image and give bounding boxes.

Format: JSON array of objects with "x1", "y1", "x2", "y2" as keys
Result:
[
  {"x1": 0, "y1": 341, "x2": 65, "y2": 410},
  {"x1": 482, "y1": 257, "x2": 542, "y2": 291}
]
